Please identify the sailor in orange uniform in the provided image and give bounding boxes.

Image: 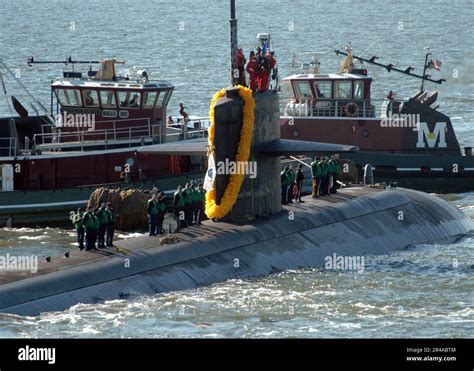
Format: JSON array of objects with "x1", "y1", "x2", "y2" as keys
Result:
[
  {"x1": 237, "y1": 48, "x2": 247, "y2": 87},
  {"x1": 246, "y1": 51, "x2": 258, "y2": 91},
  {"x1": 257, "y1": 54, "x2": 271, "y2": 92}
]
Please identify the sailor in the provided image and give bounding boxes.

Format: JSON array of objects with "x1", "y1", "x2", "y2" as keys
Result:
[
  {"x1": 72, "y1": 207, "x2": 85, "y2": 250},
  {"x1": 182, "y1": 182, "x2": 193, "y2": 227},
  {"x1": 386, "y1": 91, "x2": 396, "y2": 115},
  {"x1": 295, "y1": 164, "x2": 305, "y2": 203},
  {"x1": 237, "y1": 48, "x2": 247, "y2": 87},
  {"x1": 179, "y1": 103, "x2": 189, "y2": 123},
  {"x1": 329, "y1": 155, "x2": 341, "y2": 194},
  {"x1": 286, "y1": 164, "x2": 296, "y2": 203},
  {"x1": 246, "y1": 51, "x2": 258, "y2": 91},
  {"x1": 156, "y1": 192, "x2": 166, "y2": 235},
  {"x1": 96, "y1": 202, "x2": 109, "y2": 248},
  {"x1": 173, "y1": 185, "x2": 186, "y2": 228},
  {"x1": 129, "y1": 94, "x2": 140, "y2": 108},
  {"x1": 167, "y1": 115, "x2": 174, "y2": 125},
  {"x1": 386, "y1": 90, "x2": 396, "y2": 101},
  {"x1": 310, "y1": 156, "x2": 321, "y2": 198},
  {"x1": 319, "y1": 157, "x2": 330, "y2": 196},
  {"x1": 281, "y1": 167, "x2": 290, "y2": 205},
  {"x1": 148, "y1": 193, "x2": 159, "y2": 236},
  {"x1": 190, "y1": 183, "x2": 199, "y2": 224},
  {"x1": 105, "y1": 202, "x2": 116, "y2": 247},
  {"x1": 257, "y1": 54, "x2": 271, "y2": 92},
  {"x1": 327, "y1": 158, "x2": 334, "y2": 195},
  {"x1": 82, "y1": 206, "x2": 98, "y2": 251},
  {"x1": 195, "y1": 183, "x2": 206, "y2": 225},
  {"x1": 85, "y1": 91, "x2": 95, "y2": 106}
]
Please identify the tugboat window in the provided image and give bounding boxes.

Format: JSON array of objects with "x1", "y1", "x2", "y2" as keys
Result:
[
  {"x1": 118, "y1": 91, "x2": 142, "y2": 109},
  {"x1": 156, "y1": 91, "x2": 168, "y2": 108},
  {"x1": 143, "y1": 92, "x2": 158, "y2": 109},
  {"x1": 99, "y1": 90, "x2": 117, "y2": 108},
  {"x1": 293, "y1": 81, "x2": 313, "y2": 99},
  {"x1": 83, "y1": 90, "x2": 99, "y2": 107},
  {"x1": 55, "y1": 89, "x2": 82, "y2": 107},
  {"x1": 313, "y1": 81, "x2": 332, "y2": 99},
  {"x1": 354, "y1": 80, "x2": 364, "y2": 99},
  {"x1": 335, "y1": 81, "x2": 352, "y2": 99}
]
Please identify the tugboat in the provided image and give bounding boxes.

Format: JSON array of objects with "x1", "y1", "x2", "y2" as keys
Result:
[
  {"x1": 0, "y1": 57, "x2": 207, "y2": 226},
  {"x1": 280, "y1": 46, "x2": 474, "y2": 192}
]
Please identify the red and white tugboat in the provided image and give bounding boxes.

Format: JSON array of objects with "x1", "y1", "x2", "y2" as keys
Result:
[
  {"x1": 279, "y1": 46, "x2": 474, "y2": 192},
  {"x1": 0, "y1": 57, "x2": 207, "y2": 225}
]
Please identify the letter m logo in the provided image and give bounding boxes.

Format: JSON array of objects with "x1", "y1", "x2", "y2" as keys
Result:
[{"x1": 416, "y1": 122, "x2": 447, "y2": 148}]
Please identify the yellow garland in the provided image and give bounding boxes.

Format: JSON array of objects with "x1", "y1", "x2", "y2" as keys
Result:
[{"x1": 205, "y1": 85, "x2": 255, "y2": 219}]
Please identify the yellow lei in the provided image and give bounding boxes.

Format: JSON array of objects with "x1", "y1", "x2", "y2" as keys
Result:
[{"x1": 205, "y1": 85, "x2": 255, "y2": 219}]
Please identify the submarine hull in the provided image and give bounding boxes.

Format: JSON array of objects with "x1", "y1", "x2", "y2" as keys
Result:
[{"x1": 0, "y1": 187, "x2": 472, "y2": 316}]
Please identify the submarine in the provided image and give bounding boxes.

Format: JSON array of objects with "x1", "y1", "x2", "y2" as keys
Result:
[
  {"x1": 0, "y1": 2, "x2": 473, "y2": 316},
  {"x1": 1, "y1": 86, "x2": 473, "y2": 316}
]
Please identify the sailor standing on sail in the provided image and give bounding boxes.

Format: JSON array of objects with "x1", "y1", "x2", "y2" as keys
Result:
[{"x1": 246, "y1": 51, "x2": 258, "y2": 91}]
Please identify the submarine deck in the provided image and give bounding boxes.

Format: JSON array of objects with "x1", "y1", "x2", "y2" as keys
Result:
[{"x1": 0, "y1": 186, "x2": 382, "y2": 287}]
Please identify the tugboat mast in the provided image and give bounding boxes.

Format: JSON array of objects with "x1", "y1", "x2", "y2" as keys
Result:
[
  {"x1": 420, "y1": 48, "x2": 431, "y2": 93},
  {"x1": 335, "y1": 49, "x2": 445, "y2": 87}
]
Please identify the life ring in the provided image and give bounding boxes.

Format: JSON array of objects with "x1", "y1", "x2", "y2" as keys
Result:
[{"x1": 344, "y1": 102, "x2": 359, "y2": 117}]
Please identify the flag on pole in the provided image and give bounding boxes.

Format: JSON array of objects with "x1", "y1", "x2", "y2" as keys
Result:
[
  {"x1": 427, "y1": 59, "x2": 442, "y2": 71},
  {"x1": 203, "y1": 153, "x2": 216, "y2": 191}
]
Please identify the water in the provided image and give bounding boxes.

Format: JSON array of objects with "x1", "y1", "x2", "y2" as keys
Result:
[{"x1": 0, "y1": 0, "x2": 473, "y2": 338}]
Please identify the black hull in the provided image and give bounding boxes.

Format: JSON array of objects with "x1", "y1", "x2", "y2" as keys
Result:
[{"x1": 343, "y1": 151, "x2": 474, "y2": 193}]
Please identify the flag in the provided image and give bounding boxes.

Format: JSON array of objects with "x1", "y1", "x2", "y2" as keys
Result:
[
  {"x1": 203, "y1": 153, "x2": 216, "y2": 191},
  {"x1": 427, "y1": 59, "x2": 442, "y2": 71}
]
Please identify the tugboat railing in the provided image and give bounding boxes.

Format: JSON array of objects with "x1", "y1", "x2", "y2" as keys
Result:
[
  {"x1": 0, "y1": 137, "x2": 17, "y2": 157},
  {"x1": 280, "y1": 97, "x2": 409, "y2": 119},
  {"x1": 31, "y1": 118, "x2": 208, "y2": 152}
]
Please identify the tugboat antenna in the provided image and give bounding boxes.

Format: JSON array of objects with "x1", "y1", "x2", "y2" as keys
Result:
[{"x1": 335, "y1": 49, "x2": 446, "y2": 86}]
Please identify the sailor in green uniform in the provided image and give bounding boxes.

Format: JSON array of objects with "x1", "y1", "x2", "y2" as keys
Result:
[
  {"x1": 311, "y1": 156, "x2": 321, "y2": 198},
  {"x1": 286, "y1": 164, "x2": 296, "y2": 203},
  {"x1": 82, "y1": 205, "x2": 99, "y2": 251},
  {"x1": 195, "y1": 183, "x2": 207, "y2": 225},
  {"x1": 181, "y1": 182, "x2": 193, "y2": 227},
  {"x1": 156, "y1": 192, "x2": 167, "y2": 234},
  {"x1": 96, "y1": 202, "x2": 109, "y2": 248},
  {"x1": 105, "y1": 202, "x2": 116, "y2": 246},
  {"x1": 319, "y1": 157, "x2": 329, "y2": 196},
  {"x1": 72, "y1": 207, "x2": 85, "y2": 250},
  {"x1": 329, "y1": 154, "x2": 341, "y2": 194},
  {"x1": 281, "y1": 166, "x2": 290, "y2": 204},
  {"x1": 148, "y1": 193, "x2": 159, "y2": 236},
  {"x1": 173, "y1": 184, "x2": 185, "y2": 228}
]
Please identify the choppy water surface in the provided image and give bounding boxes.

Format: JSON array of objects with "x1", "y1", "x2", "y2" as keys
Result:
[{"x1": 0, "y1": 0, "x2": 473, "y2": 337}]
